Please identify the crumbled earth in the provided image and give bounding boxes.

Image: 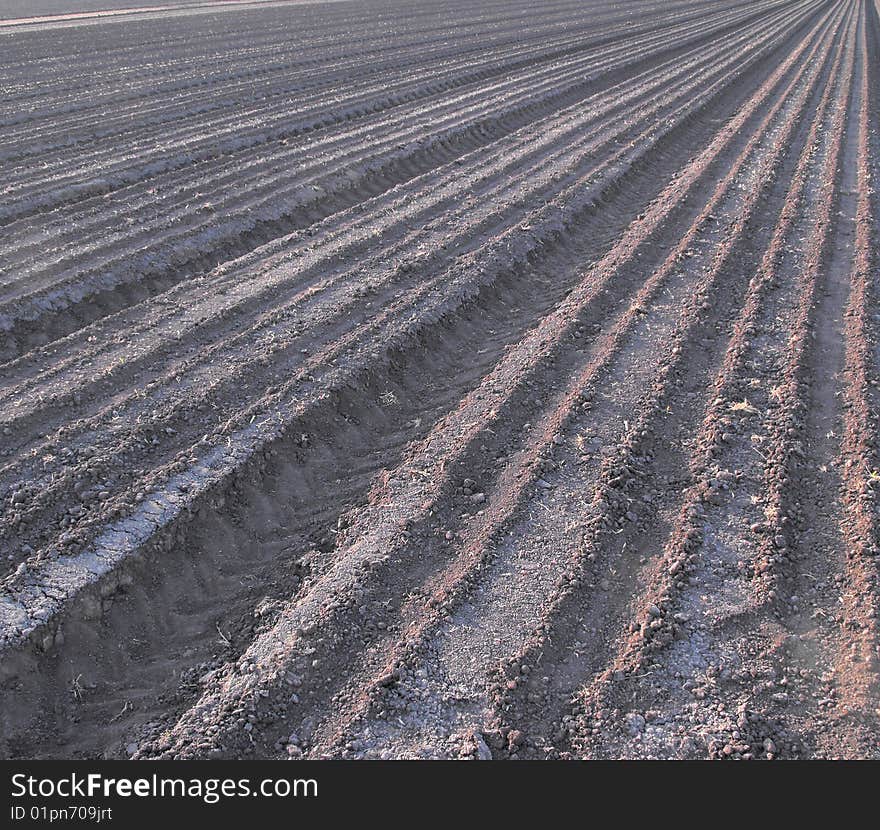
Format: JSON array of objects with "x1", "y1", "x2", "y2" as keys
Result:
[{"x1": 0, "y1": 0, "x2": 878, "y2": 760}]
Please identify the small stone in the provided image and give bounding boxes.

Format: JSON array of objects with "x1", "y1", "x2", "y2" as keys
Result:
[
  {"x1": 474, "y1": 732, "x2": 492, "y2": 761},
  {"x1": 625, "y1": 713, "x2": 646, "y2": 736}
]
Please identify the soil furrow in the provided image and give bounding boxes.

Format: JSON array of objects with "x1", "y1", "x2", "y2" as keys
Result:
[
  {"x1": 480, "y1": 0, "x2": 854, "y2": 759},
  {"x1": 122, "y1": 2, "x2": 844, "y2": 759},
  {"x1": 0, "y1": 1, "x2": 817, "y2": 586},
  {"x1": 0, "y1": 0, "x2": 802, "y2": 359},
  {"x1": 3, "y1": 0, "x2": 875, "y2": 761}
]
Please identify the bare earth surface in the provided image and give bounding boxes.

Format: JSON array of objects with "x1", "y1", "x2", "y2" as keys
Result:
[
  {"x1": 0, "y1": 1, "x2": 279, "y2": 21},
  {"x1": 0, "y1": 0, "x2": 878, "y2": 760}
]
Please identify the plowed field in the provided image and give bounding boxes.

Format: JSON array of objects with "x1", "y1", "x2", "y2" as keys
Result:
[{"x1": 1, "y1": 0, "x2": 878, "y2": 760}]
